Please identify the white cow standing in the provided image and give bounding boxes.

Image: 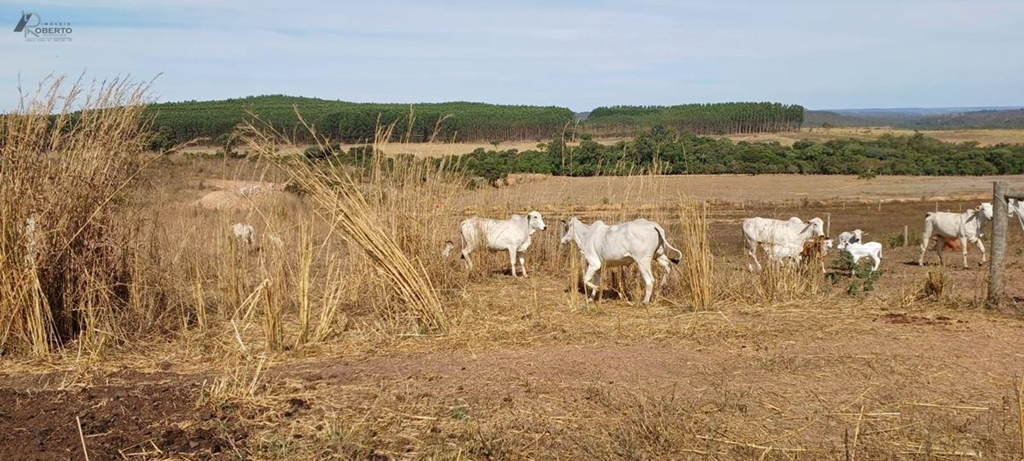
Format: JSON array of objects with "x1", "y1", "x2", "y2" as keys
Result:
[
  {"x1": 444, "y1": 211, "x2": 546, "y2": 277},
  {"x1": 559, "y1": 217, "x2": 683, "y2": 304},
  {"x1": 742, "y1": 217, "x2": 825, "y2": 271},
  {"x1": 1009, "y1": 198, "x2": 1024, "y2": 231},
  {"x1": 918, "y1": 202, "x2": 993, "y2": 268}
]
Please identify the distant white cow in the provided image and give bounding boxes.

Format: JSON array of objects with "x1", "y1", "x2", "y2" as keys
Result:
[
  {"x1": 265, "y1": 234, "x2": 284, "y2": 249},
  {"x1": 742, "y1": 217, "x2": 825, "y2": 271},
  {"x1": 232, "y1": 222, "x2": 256, "y2": 250},
  {"x1": 1009, "y1": 198, "x2": 1024, "y2": 231},
  {"x1": 559, "y1": 217, "x2": 683, "y2": 304},
  {"x1": 444, "y1": 211, "x2": 547, "y2": 277},
  {"x1": 918, "y1": 203, "x2": 993, "y2": 267},
  {"x1": 838, "y1": 240, "x2": 883, "y2": 271},
  {"x1": 23, "y1": 214, "x2": 40, "y2": 267}
]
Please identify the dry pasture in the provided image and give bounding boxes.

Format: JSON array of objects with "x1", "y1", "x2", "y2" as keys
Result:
[
  {"x1": 3, "y1": 157, "x2": 1024, "y2": 459},
  {"x1": 3, "y1": 84, "x2": 1024, "y2": 460}
]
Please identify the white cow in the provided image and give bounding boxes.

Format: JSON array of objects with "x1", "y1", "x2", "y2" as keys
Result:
[
  {"x1": 742, "y1": 217, "x2": 825, "y2": 271},
  {"x1": 838, "y1": 240, "x2": 883, "y2": 271},
  {"x1": 918, "y1": 202, "x2": 993, "y2": 267},
  {"x1": 559, "y1": 217, "x2": 683, "y2": 304},
  {"x1": 836, "y1": 229, "x2": 865, "y2": 248},
  {"x1": 232, "y1": 222, "x2": 256, "y2": 250},
  {"x1": 1009, "y1": 198, "x2": 1024, "y2": 231},
  {"x1": 444, "y1": 211, "x2": 547, "y2": 277}
]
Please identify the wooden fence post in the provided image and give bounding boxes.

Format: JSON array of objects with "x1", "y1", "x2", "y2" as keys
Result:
[
  {"x1": 826, "y1": 213, "x2": 831, "y2": 237},
  {"x1": 903, "y1": 225, "x2": 908, "y2": 247},
  {"x1": 986, "y1": 181, "x2": 1009, "y2": 309}
]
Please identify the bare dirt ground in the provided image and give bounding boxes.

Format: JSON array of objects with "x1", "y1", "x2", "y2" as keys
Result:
[{"x1": 3, "y1": 169, "x2": 1024, "y2": 459}]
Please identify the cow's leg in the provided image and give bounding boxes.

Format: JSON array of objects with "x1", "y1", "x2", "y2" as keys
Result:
[
  {"x1": 460, "y1": 248, "x2": 474, "y2": 270},
  {"x1": 959, "y1": 237, "x2": 970, "y2": 268},
  {"x1": 974, "y1": 238, "x2": 986, "y2": 266},
  {"x1": 656, "y1": 254, "x2": 672, "y2": 287},
  {"x1": 517, "y1": 252, "x2": 528, "y2": 277},
  {"x1": 508, "y1": 248, "x2": 518, "y2": 277},
  {"x1": 582, "y1": 264, "x2": 601, "y2": 299},
  {"x1": 871, "y1": 253, "x2": 881, "y2": 271},
  {"x1": 746, "y1": 239, "x2": 763, "y2": 271},
  {"x1": 637, "y1": 260, "x2": 656, "y2": 304},
  {"x1": 918, "y1": 221, "x2": 934, "y2": 266}
]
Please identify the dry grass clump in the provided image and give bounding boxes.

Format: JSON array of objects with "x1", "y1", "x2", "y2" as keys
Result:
[
  {"x1": 238, "y1": 112, "x2": 463, "y2": 334},
  {"x1": 0, "y1": 75, "x2": 154, "y2": 355},
  {"x1": 677, "y1": 198, "x2": 714, "y2": 309}
]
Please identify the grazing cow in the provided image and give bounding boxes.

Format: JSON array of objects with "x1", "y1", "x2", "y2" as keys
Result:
[
  {"x1": 232, "y1": 223, "x2": 256, "y2": 250},
  {"x1": 444, "y1": 211, "x2": 546, "y2": 277},
  {"x1": 917, "y1": 202, "x2": 993, "y2": 267},
  {"x1": 559, "y1": 217, "x2": 683, "y2": 304},
  {"x1": 742, "y1": 217, "x2": 825, "y2": 271},
  {"x1": 838, "y1": 240, "x2": 883, "y2": 271}
]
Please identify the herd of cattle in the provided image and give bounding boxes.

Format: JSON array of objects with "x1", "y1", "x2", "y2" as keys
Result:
[{"x1": 224, "y1": 199, "x2": 1024, "y2": 304}]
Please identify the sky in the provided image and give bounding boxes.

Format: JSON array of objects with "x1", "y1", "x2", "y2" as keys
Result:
[{"x1": 1, "y1": 0, "x2": 1023, "y2": 112}]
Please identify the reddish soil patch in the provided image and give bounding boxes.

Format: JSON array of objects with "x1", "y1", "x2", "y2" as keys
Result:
[{"x1": 0, "y1": 379, "x2": 246, "y2": 459}]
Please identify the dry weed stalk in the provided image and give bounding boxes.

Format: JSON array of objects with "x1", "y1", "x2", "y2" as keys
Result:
[
  {"x1": 238, "y1": 109, "x2": 460, "y2": 334},
  {"x1": 0, "y1": 75, "x2": 154, "y2": 355},
  {"x1": 677, "y1": 199, "x2": 713, "y2": 309}
]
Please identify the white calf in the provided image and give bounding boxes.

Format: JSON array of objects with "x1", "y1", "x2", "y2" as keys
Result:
[{"x1": 838, "y1": 240, "x2": 883, "y2": 271}]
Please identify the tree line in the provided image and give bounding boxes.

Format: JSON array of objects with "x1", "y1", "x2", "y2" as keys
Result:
[
  {"x1": 582, "y1": 102, "x2": 805, "y2": 137},
  {"x1": 140, "y1": 97, "x2": 808, "y2": 151},
  {"x1": 308, "y1": 128, "x2": 1024, "y2": 182},
  {"x1": 143, "y1": 95, "x2": 574, "y2": 149}
]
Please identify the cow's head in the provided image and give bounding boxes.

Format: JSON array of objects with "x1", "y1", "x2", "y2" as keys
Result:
[
  {"x1": 527, "y1": 211, "x2": 546, "y2": 232},
  {"x1": 559, "y1": 218, "x2": 576, "y2": 244},
  {"x1": 977, "y1": 202, "x2": 994, "y2": 220},
  {"x1": 806, "y1": 217, "x2": 825, "y2": 237}
]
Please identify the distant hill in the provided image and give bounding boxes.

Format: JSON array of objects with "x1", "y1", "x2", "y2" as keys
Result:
[
  {"x1": 803, "y1": 110, "x2": 876, "y2": 128},
  {"x1": 804, "y1": 106, "x2": 1024, "y2": 129},
  {"x1": 832, "y1": 106, "x2": 1024, "y2": 116}
]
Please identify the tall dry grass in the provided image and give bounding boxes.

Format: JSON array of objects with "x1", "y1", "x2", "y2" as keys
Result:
[
  {"x1": 677, "y1": 199, "x2": 714, "y2": 309},
  {"x1": 238, "y1": 110, "x2": 466, "y2": 335},
  {"x1": 0, "y1": 75, "x2": 154, "y2": 355}
]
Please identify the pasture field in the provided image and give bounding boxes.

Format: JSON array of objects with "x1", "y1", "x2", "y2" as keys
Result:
[
  {"x1": 3, "y1": 155, "x2": 1024, "y2": 459},
  {"x1": 178, "y1": 127, "x2": 1024, "y2": 159},
  {"x1": 3, "y1": 82, "x2": 1024, "y2": 460}
]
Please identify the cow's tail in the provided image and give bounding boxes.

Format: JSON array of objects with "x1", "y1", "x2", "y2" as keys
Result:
[{"x1": 654, "y1": 225, "x2": 684, "y2": 264}]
